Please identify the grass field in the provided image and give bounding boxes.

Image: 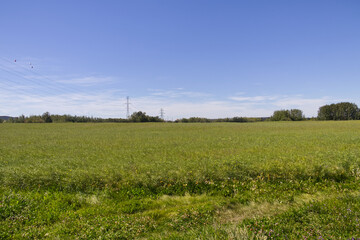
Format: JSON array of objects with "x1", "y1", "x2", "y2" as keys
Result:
[{"x1": 1, "y1": 121, "x2": 360, "y2": 239}]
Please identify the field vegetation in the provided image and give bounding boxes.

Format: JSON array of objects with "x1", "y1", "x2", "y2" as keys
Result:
[{"x1": 1, "y1": 121, "x2": 360, "y2": 239}]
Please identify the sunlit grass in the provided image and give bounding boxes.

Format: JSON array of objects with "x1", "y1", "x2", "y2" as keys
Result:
[{"x1": 1, "y1": 121, "x2": 360, "y2": 238}]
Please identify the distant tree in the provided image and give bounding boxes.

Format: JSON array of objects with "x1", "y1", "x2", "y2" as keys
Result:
[
  {"x1": 271, "y1": 109, "x2": 305, "y2": 121},
  {"x1": 14, "y1": 115, "x2": 26, "y2": 123},
  {"x1": 0, "y1": 119, "x2": 3, "y2": 123},
  {"x1": 188, "y1": 117, "x2": 210, "y2": 123},
  {"x1": 336, "y1": 102, "x2": 359, "y2": 120},
  {"x1": 289, "y1": 109, "x2": 304, "y2": 121},
  {"x1": 271, "y1": 110, "x2": 291, "y2": 121},
  {"x1": 148, "y1": 116, "x2": 163, "y2": 122},
  {"x1": 130, "y1": 111, "x2": 163, "y2": 122},
  {"x1": 130, "y1": 111, "x2": 149, "y2": 122},
  {"x1": 318, "y1": 104, "x2": 333, "y2": 120},
  {"x1": 42, "y1": 112, "x2": 53, "y2": 123},
  {"x1": 214, "y1": 117, "x2": 261, "y2": 122},
  {"x1": 318, "y1": 102, "x2": 359, "y2": 120},
  {"x1": 232, "y1": 117, "x2": 249, "y2": 122},
  {"x1": 177, "y1": 118, "x2": 189, "y2": 123},
  {"x1": 26, "y1": 115, "x2": 44, "y2": 123},
  {"x1": 174, "y1": 117, "x2": 211, "y2": 123},
  {"x1": 6, "y1": 113, "x2": 130, "y2": 123}
]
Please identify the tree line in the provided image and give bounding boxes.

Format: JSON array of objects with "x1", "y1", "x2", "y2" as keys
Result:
[
  {"x1": 2, "y1": 102, "x2": 360, "y2": 123},
  {"x1": 176, "y1": 102, "x2": 360, "y2": 122},
  {"x1": 270, "y1": 102, "x2": 360, "y2": 121},
  {"x1": 317, "y1": 102, "x2": 359, "y2": 120},
  {"x1": 174, "y1": 117, "x2": 265, "y2": 123},
  {"x1": 270, "y1": 109, "x2": 305, "y2": 121},
  {"x1": 5, "y1": 111, "x2": 164, "y2": 123}
]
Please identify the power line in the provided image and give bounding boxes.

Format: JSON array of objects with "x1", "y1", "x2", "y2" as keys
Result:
[
  {"x1": 0, "y1": 57, "x2": 128, "y2": 117},
  {"x1": 0, "y1": 79, "x2": 71, "y2": 116},
  {"x1": 130, "y1": 102, "x2": 141, "y2": 112},
  {"x1": 0, "y1": 58, "x2": 87, "y2": 116},
  {"x1": 0, "y1": 57, "x2": 90, "y2": 96},
  {"x1": 0, "y1": 65, "x2": 82, "y2": 97},
  {"x1": 0, "y1": 70, "x2": 60, "y2": 96},
  {"x1": 0, "y1": 65, "x2": 67, "y2": 96},
  {"x1": 0, "y1": 79, "x2": 50, "y2": 98}
]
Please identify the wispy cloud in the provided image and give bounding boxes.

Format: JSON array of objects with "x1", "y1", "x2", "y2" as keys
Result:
[
  {"x1": 229, "y1": 95, "x2": 279, "y2": 102},
  {"x1": 0, "y1": 83, "x2": 350, "y2": 119},
  {"x1": 55, "y1": 76, "x2": 115, "y2": 86},
  {"x1": 0, "y1": 57, "x2": 116, "y2": 90},
  {"x1": 127, "y1": 97, "x2": 274, "y2": 119},
  {"x1": 18, "y1": 75, "x2": 115, "y2": 87},
  {"x1": 0, "y1": 88, "x2": 125, "y2": 118},
  {"x1": 3, "y1": 57, "x2": 341, "y2": 119},
  {"x1": 148, "y1": 88, "x2": 211, "y2": 98},
  {"x1": 228, "y1": 94, "x2": 345, "y2": 117}
]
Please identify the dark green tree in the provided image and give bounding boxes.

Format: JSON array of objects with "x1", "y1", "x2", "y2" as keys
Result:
[
  {"x1": 130, "y1": 111, "x2": 163, "y2": 122},
  {"x1": 17, "y1": 115, "x2": 25, "y2": 123},
  {"x1": 130, "y1": 111, "x2": 149, "y2": 122},
  {"x1": 318, "y1": 104, "x2": 333, "y2": 120},
  {"x1": 289, "y1": 109, "x2": 304, "y2": 121},
  {"x1": 41, "y1": 112, "x2": 53, "y2": 123},
  {"x1": 318, "y1": 102, "x2": 359, "y2": 120},
  {"x1": 271, "y1": 110, "x2": 291, "y2": 121}
]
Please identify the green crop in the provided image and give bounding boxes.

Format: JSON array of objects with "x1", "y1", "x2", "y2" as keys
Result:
[{"x1": 1, "y1": 121, "x2": 359, "y2": 239}]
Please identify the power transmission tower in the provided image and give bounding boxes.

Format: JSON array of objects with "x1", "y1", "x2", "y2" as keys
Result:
[
  {"x1": 160, "y1": 108, "x2": 165, "y2": 120},
  {"x1": 126, "y1": 96, "x2": 130, "y2": 118}
]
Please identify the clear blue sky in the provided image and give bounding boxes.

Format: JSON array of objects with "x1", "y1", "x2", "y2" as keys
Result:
[{"x1": 1, "y1": 0, "x2": 359, "y2": 119}]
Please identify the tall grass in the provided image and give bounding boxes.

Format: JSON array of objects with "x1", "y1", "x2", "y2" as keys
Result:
[
  {"x1": 1, "y1": 122, "x2": 360, "y2": 193},
  {"x1": 1, "y1": 121, "x2": 360, "y2": 238}
]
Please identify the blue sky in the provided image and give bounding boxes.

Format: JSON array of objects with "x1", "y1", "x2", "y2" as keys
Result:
[{"x1": 1, "y1": 0, "x2": 359, "y2": 119}]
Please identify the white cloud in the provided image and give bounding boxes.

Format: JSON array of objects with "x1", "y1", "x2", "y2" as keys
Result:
[
  {"x1": 0, "y1": 88, "x2": 273, "y2": 119},
  {"x1": 228, "y1": 94, "x2": 348, "y2": 117},
  {"x1": 229, "y1": 95, "x2": 279, "y2": 102},
  {"x1": 56, "y1": 76, "x2": 115, "y2": 86},
  {"x1": 0, "y1": 90, "x2": 125, "y2": 118},
  {"x1": 148, "y1": 88, "x2": 211, "y2": 98},
  {"x1": 271, "y1": 96, "x2": 345, "y2": 117},
  {"x1": 0, "y1": 83, "x2": 351, "y2": 119}
]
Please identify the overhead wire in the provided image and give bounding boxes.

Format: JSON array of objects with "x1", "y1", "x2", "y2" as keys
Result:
[
  {"x1": 0, "y1": 57, "x2": 84, "y2": 96},
  {"x1": 0, "y1": 80, "x2": 64, "y2": 116},
  {"x1": 0, "y1": 67, "x2": 64, "y2": 97},
  {"x1": 1, "y1": 57, "x2": 71, "y2": 89},
  {"x1": 130, "y1": 102, "x2": 142, "y2": 112},
  {"x1": 0, "y1": 79, "x2": 46, "y2": 98},
  {"x1": 0, "y1": 57, "x2": 128, "y2": 117},
  {"x1": 0, "y1": 58, "x2": 84, "y2": 115}
]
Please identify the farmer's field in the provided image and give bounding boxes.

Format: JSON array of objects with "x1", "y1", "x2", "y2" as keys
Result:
[{"x1": 1, "y1": 121, "x2": 360, "y2": 239}]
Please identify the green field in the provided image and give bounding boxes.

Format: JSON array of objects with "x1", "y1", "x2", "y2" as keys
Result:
[{"x1": 1, "y1": 122, "x2": 360, "y2": 239}]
